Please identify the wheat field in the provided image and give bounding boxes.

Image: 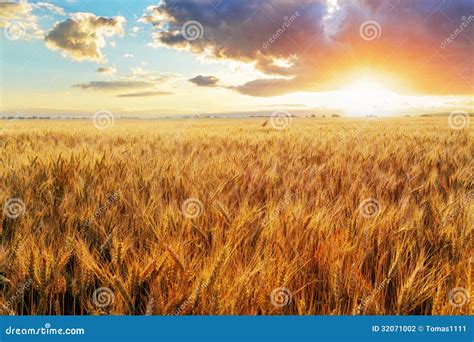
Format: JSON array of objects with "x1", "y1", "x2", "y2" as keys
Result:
[{"x1": 0, "y1": 117, "x2": 472, "y2": 315}]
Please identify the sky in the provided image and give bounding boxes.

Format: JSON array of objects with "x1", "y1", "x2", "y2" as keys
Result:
[{"x1": 0, "y1": 0, "x2": 473, "y2": 117}]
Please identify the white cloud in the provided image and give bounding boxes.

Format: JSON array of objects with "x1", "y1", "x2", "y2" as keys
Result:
[
  {"x1": 33, "y1": 2, "x2": 66, "y2": 16},
  {"x1": 45, "y1": 13, "x2": 125, "y2": 63}
]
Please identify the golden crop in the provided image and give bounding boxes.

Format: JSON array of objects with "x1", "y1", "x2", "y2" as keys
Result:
[{"x1": 0, "y1": 118, "x2": 472, "y2": 315}]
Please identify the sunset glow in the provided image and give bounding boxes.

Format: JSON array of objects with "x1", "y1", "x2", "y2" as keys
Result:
[
  {"x1": 338, "y1": 78, "x2": 398, "y2": 116},
  {"x1": 0, "y1": 0, "x2": 472, "y2": 117}
]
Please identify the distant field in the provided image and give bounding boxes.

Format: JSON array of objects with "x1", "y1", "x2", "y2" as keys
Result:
[{"x1": 0, "y1": 118, "x2": 472, "y2": 315}]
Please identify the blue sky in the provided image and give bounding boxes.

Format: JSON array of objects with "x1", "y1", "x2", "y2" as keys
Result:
[{"x1": 2, "y1": 1, "x2": 204, "y2": 91}]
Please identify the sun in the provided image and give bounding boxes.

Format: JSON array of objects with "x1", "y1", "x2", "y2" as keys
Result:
[
  {"x1": 264, "y1": 72, "x2": 415, "y2": 116},
  {"x1": 338, "y1": 78, "x2": 399, "y2": 117}
]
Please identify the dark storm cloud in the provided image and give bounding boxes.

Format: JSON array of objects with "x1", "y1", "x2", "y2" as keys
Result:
[{"x1": 141, "y1": 0, "x2": 474, "y2": 96}]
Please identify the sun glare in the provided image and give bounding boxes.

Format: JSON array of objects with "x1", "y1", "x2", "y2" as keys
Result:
[{"x1": 339, "y1": 78, "x2": 399, "y2": 117}]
